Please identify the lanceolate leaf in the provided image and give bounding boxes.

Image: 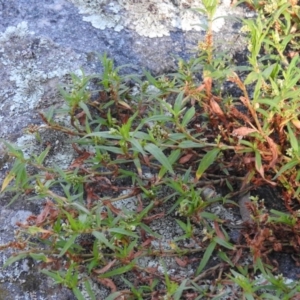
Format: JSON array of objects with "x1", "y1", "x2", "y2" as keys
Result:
[
  {"x1": 98, "y1": 262, "x2": 135, "y2": 278},
  {"x1": 158, "y1": 149, "x2": 181, "y2": 179},
  {"x1": 181, "y1": 106, "x2": 195, "y2": 127},
  {"x1": 196, "y1": 241, "x2": 216, "y2": 275},
  {"x1": 254, "y1": 150, "x2": 264, "y2": 179},
  {"x1": 1, "y1": 172, "x2": 15, "y2": 192},
  {"x1": 196, "y1": 148, "x2": 220, "y2": 180},
  {"x1": 58, "y1": 234, "x2": 79, "y2": 257},
  {"x1": 145, "y1": 143, "x2": 174, "y2": 175}
]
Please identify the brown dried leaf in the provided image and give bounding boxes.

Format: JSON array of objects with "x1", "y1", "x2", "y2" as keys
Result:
[
  {"x1": 179, "y1": 153, "x2": 194, "y2": 164},
  {"x1": 75, "y1": 110, "x2": 86, "y2": 126},
  {"x1": 103, "y1": 201, "x2": 122, "y2": 216},
  {"x1": 36, "y1": 200, "x2": 58, "y2": 226},
  {"x1": 175, "y1": 257, "x2": 188, "y2": 267},
  {"x1": 210, "y1": 98, "x2": 225, "y2": 118},
  {"x1": 232, "y1": 127, "x2": 257, "y2": 137},
  {"x1": 97, "y1": 278, "x2": 117, "y2": 293},
  {"x1": 143, "y1": 212, "x2": 165, "y2": 224},
  {"x1": 214, "y1": 220, "x2": 225, "y2": 241},
  {"x1": 204, "y1": 77, "x2": 212, "y2": 96},
  {"x1": 69, "y1": 151, "x2": 92, "y2": 169},
  {"x1": 292, "y1": 118, "x2": 300, "y2": 129},
  {"x1": 93, "y1": 259, "x2": 116, "y2": 275},
  {"x1": 266, "y1": 136, "x2": 278, "y2": 168}
]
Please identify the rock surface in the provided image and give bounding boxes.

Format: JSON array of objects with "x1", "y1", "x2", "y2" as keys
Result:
[{"x1": 0, "y1": 0, "x2": 250, "y2": 299}]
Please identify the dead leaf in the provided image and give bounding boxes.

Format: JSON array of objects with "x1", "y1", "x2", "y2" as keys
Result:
[
  {"x1": 204, "y1": 76, "x2": 212, "y2": 96},
  {"x1": 69, "y1": 151, "x2": 93, "y2": 169},
  {"x1": 292, "y1": 118, "x2": 300, "y2": 129},
  {"x1": 175, "y1": 257, "x2": 188, "y2": 267},
  {"x1": 97, "y1": 278, "x2": 117, "y2": 293},
  {"x1": 36, "y1": 200, "x2": 58, "y2": 225},
  {"x1": 266, "y1": 136, "x2": 278, "y2": 168},
  {"x1": 103, "y1": 200, "x2": 123, "y2": 216},
  {"x1": 179, "y1": 153, "x2": 194, "y2": 164},
  {"x1": 214, "y1": 221, "x2": 225, "y2": 241},
  {"x1": 143, "y1": 212, "x2": 165, "y2": 224},
  {"x1": 210, "y1": 98, "x2": 225, "y2": 118},
  {"x1": 232, "y1": 127, "x2": 257, "y2": 138},
  {"x1": 75, "y1": 111, "x2": 86, "y2": 126},
  {"x1": 93, "y1": 259, "x2": 116, "y2": 274}
]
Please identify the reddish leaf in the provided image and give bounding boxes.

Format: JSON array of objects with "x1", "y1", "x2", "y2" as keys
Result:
[
  {"x1": 69, "y1": 151, "x2": 93, "y2": 169},
  {"x1": 210, "y1": 98, "x2": 225, "y2": 118},
  {"x1": 141, "y1": 237, "x2": 154, "y2": 248},
  {"x1": 179, "y1": 153, "x2": 194, "y2": 164},
  {"x1": 93, "y1": 259, "x2": 116, "y2": 275},
  {"x1": 266, "y1": 136, "x2": 278, "y2": 168},
  {"x1": 143, "y1": 155, "x2": 150, "y2": 166},
  {"x1": 136, "y1": 195, "x2": 144, "y2": 213},
  {"x1": 214, "y1": 221, "x2": 225, "y2": 241},
  {"x1": 232, "y1": 248, "x2": 243, "y2": 265},
  {"x1": 103, "y1": 200, "x2": 123, "y2": 216},
  {"x1": 36, "y1": 200, "x2": 58, "y2": 225},
  {"x1": 143, "y1": 212, "x2": 165, "y2": 224},
  {"x1": 75, "y1": 110, "x2": 86, "y2": 126},
  {"x1": 175, "y1": 257, "x2": 188, "y2": 267},
  {"x1": 204, "y1": 77, "x2": 212, "y2": 96},
  {"x1": 97, "y1": 278, "x2": 117, "y2": 292}
]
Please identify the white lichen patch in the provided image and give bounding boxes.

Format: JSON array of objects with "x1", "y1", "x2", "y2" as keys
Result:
[
  {"x1": 68, "y1": 0, "x2": 230, "y2": 37},
  {"x1": 0, "y1": 21, "x2": 81, "y2": 117}
]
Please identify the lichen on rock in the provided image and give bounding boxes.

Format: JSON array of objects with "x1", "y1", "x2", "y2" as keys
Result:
[{"x1": 68, "y1": 0, "x2": 230, "y2": 38}]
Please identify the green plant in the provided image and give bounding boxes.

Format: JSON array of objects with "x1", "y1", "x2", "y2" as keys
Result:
[{"x1": 2, "y1": 0, "x2": 300, "y2": 299}]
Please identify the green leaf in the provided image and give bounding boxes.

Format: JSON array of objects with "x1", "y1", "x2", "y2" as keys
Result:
[
  {"x1": 85, "y1": 131, "x2": 122, "y2": 140},
  {"x1": 79, "y1": 101, "x2": 92, "y2": 120},
  {"x1": 108, "y1": 228, "x2": 138, "y2": 238},
  {"x1": 104, "y1": 292, "x2": 123, "y2": 300},
  {"x1": 196, "y1": 241, "x2": 216, "y2": 275},
  {"x1": 3, "y1": 253, "x2": 27, "y2": 268},
  {"x1": 173, "y1": 91, "x2": 185, "y2": 116},
  {"x1": 196, "y1": 148, "x2": 220, "y2": 180},
  {"x1": 84, "y1": 280, "x2": 97, "y2": 300},
  {"x1": 244, "y1": 71, "x2": 259, "y2": 85},
  {"x1": 144, "y1": 143, "x2": 174, "y2": 175},
  {"x1": 36, "y1": 146, "x2": 51, "y2": 165},
  {"x1": 254, "y1": 150, "x2": 264, "y2": 179},
  {"x1": 158, "y1": 149, "x2": 181, "y2": 180},
  {"x1": 41, "y1": 270, "x2": 63, "y2": 283},
  {"x1": 144, "y1": 70, "x2": 159, "y2": 87},
  {"x1": 262, "y1": 63, "x2": 277, "y2": 80},
  {"x1": 181, "y1": 106, "x2": 195, "y2": 127},
  {"x1": 273, "y1": 160, "x2": 299, "y2": 179},
  {"x1": 29, "y1": 253, "x2": 48, "y2": 262},
  {"x1": 177, "y1": 141, "x2": 205, "y2": 148},
  {"x1": 99, "y1": 262, "x2": 135, "y2": 278},
  {"x1": 213, "y1": 236, "x2": 235, "y2": 250},
  {"x1": 71, "y1": 202, "x2": 90, "y2": 214},
  {"x1": 173, "y1": 279, "x2": 188, "y2": 300},
  {"x1": 129, "y1": 138, "x2": 146, "y2": 156},
  {"x1": 95, "y1": 145, "x2": 124, "y2": 154},
  {"x1": 92, "y1": 231, "x2": 115, "y2": 250},
  {"x1": 58, "y1": 234, "x2": 78, "y2": 257},
  {"x1": 72, "y1": 288, "x2": 85, "y2": 300},
  {"x1": 287, "y1": 122, "x2": 298, "y2": 154}
]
